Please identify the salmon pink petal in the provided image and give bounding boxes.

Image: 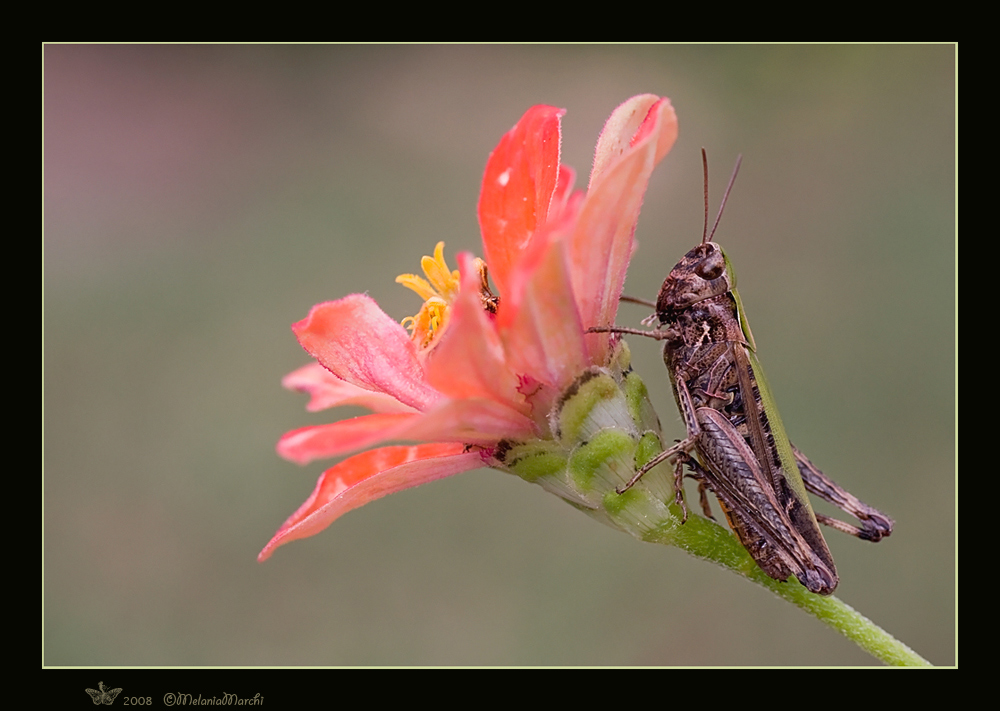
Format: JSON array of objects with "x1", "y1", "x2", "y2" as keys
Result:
[
  {"x1": 282, "y1": 362, "x2": 420, "y2": 413},
  {"x1": 478, "y1": 105, "x2": 564, "y2": 298},
  {"x1": 277, "y1": 395, "x2": 537, "y2": 464},
  {"x1": 588, "y1": 95, "x2": 677, "y2": 191},
  {"x1": 630, "y1": 97, "x2": 678, "y2": 167},
  {"x1": 277, "y1": 412, "x2": 421, "y2": 465},
  {"x1": 548, "y1": 165, "x2": 577, "y2": 221},
  {"x1": 405, "y1": 397, "x2": 539, "y2": 444},
  {"x1": 423, "y1": 252, "x2": 525, "y2": 411},
  {"x1": 568, "y1": 96, "x2": 678, "y2": 364},
  {"x1": 497, "y1": 227, "x2": 588, "y2": 394},
  {"x1": 258, "y1": 443, "x2": 482, "y2": 561},
  {"x1": 292, "y1": 294, "x2": 441, "y2": 412}
]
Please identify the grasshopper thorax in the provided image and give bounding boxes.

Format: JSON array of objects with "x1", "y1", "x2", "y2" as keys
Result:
[{"x1": 654, "y1": 241, "x2": 735, "y2": 322}]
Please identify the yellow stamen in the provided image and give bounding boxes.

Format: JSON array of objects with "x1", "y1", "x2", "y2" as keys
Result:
[
  {"x1": 421, "y1": 241, "x2": 460, "y2": 301},
  {"x1": 395, "y1": 274, "x2": 437, "y2": 302},
  {"x1": 396, "y1": 242, "x2": 463, "y2": 350}
]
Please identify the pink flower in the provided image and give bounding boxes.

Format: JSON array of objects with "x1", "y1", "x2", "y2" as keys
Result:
[{"x1": 259, "y1": 95, "x2": 678, "y2": 561}]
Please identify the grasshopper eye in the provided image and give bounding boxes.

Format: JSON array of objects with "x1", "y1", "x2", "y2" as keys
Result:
[{"x1": 696, "y1": 253, "x2": 725, "y2": 280}]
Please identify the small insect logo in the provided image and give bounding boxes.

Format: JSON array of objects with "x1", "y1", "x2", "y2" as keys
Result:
[{"x1": 85, "y1": 681, "x2": 123, "y2": 705}]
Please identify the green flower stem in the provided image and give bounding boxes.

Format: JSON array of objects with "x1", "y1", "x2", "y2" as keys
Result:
[
  {"x1": 644, "y1": 506, "x2": 932, "y2": 667},
  {"x1": 510, "y1": 344, "x2": 928, "y2": 666}
]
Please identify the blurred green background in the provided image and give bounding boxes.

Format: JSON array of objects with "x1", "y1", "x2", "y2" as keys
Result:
[{"x1": 44, "y1": 45, "x2": 954, "y2": 666}]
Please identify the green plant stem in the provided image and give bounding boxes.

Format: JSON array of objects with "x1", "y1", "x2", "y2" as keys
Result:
[{"x1": 643, "y1": 506, "x2": 931, "y2": 666}]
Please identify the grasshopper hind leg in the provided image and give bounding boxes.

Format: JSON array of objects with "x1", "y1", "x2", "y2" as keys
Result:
[{"x1": 791, "y1": 445, "x2": 894, "y2": 542}]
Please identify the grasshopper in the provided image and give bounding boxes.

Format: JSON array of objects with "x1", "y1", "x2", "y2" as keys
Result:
[{"x1": 594, "y1": 150, "x2": 893, "y2": 595}]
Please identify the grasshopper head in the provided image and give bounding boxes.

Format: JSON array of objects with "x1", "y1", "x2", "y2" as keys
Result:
[{"x1": 655, "y1": 241, "x2": 736, "y2": 320}]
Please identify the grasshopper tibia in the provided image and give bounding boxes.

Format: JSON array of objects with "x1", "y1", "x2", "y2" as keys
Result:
[
  {"x1": 617, "y1": 436, "x2": 696, "y2": 495},
  {"x1": 790, "y1": 445, "x2": 894, "y2": 542},
  {"x1": 673, "y1": 456, "x2": 689, "y2": 522},
  {"x1": 697, "y1": 480, "x2": 716, "y2": 520}
]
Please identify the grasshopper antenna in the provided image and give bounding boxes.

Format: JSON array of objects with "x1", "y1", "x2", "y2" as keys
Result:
[
  {"x1": 708, "y1": 153, "x2": 742, "y2": 243},
  {"x1": 701, "y1": 148, "x2": 710, "y2": 245}
]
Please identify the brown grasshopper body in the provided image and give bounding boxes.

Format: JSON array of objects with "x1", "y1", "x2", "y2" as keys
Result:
[{"x1": 600, "y1": 152, "x2": 893, "y2": 595}]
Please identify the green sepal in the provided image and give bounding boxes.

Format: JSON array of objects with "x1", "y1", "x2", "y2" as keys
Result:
[
  {"x1": 554, "y1": 371, "x2": 622, "y2": 446},
  {"x1": 602, "y1": 484, "x2": 646, "y2": 517},
  {"x1": 501, "y1": 440, "x2": 568, "y2": 482},
  {"x1": 568, "y1": 429, "x2": 636, "y2": 492}
]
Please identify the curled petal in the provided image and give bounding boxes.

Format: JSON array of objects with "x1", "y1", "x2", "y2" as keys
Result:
[
  {"x1": 292, "y1": 295, "x2": 441, "y2": 412},
  {"x1": 478, "y1": 105, "x2": 565, "y2": 298},
  {"x1": 258, "y1": 443, "x2": 483, "y2": 561},
  {"x1": 631, "y1": 97, "x2": 678, "y2": 166},
  {"x1": 569, "y1": 96, "x2": 678, "y2": 364},
  {"x1": 589, "y1": 95, "x2": 678, "y2": 191},
  {"x1": 282, "y1": 362, "x2": 420, "y2": 413}
]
